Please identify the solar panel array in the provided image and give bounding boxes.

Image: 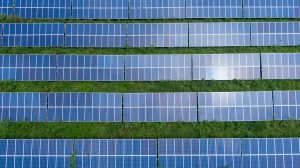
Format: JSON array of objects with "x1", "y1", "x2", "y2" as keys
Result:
[
  {"x1": 123, "y1": 93, "x2": 197, "y2": 122},
  {"x1": 273, "y1": 91, "x2": 300, "y2": 120},
  {"x1": 198, "y1": 92, "x2": 274, "y2": 121},
  {"x1": 0, "y1": 1, "x2": 14, "y2": 16}
]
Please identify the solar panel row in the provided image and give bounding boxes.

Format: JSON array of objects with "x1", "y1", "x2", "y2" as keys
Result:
[
  {"x1": 1, "y1": 138, "x2": 299, "y2": 168},
  {"x1": 1, "y1": 0, "x2": 299, "y2": 19}
]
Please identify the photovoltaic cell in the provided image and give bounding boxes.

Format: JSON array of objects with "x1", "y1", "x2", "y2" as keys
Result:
[
  {"x1": 129, "y1": 0, "x2": 185, "y2": 19},
  {"x1": 15, "y1": 0, "x2": 71, "y2": 19},
  {"x1": 251, "y1": 22, "x2": 300, "y2": 46},
  {"x1": 193, "y1": 54, "x2": 261, "y2": 80},
  {"x1": 0, "y1": 139, "x2": 74, "y2": 168},
  {"x1": 127, "y1": 23, "x2": 188, "y2": 47},
  {"x1": 242, "y1": 138, "x2": 300, "y2": 168},
  {"x1": 244, "y1": 0, "x2": 300, "y2": 18},
  {"x1": 57, "y1": 55, "x2": 124, "y2": 81},
  {"x1": 65, "y1": 24, "x2": 127, "y2": 48},
  {"x1": 125, "y1": 55, "x2": 191, "y2": 81},
  {"x1": 198, "y1": 92, "x2": 273, "y2": 121},
  {"x1": 72, "y1": 0, "x2": 128, "y2": 19},
  {"x1": 47, "y1": 93, "x2": 122, "y2": 122},
  {"x1": 186, "y1": 0, "x2": 243, "y2": 18},
  {"x1": 0, "y1": 1, "x2": 14, "y2": 16},
  {"x1": 261, "y1": 53, "x2": 300, "y2": 79},
  {"x1": 189, "y1": 22, "x2": 251, "y2": 47},
  {"x1": 273, "y1": 91, "x2": 300, "y2": 120},
  {"x1": 0, "y1": 93, "x2": 47, "y2": 121},
  {"x1": 159, "y1": 139, "x2": 241, "y2": 168},
  {"x1": 0, "y1": 55, "x2": 56, "y2": 81},
  {"x1": 2, "y1": 23, "x2": 64, "y2": 47},
  {"x1": 124, "y1": 93, "x2": 197, "y2": 122},
  {"x1": 74, "y1": 139, "x2": 157, "y2": 168}
]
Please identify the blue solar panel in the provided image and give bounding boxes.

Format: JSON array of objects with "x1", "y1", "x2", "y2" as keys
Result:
[
  {"x1": 0, "y1": 1, "x2": 14, "y2": 16},
  {"x1": 72, "y1": 0, "x2": 128, "y2": 19},
  {"x1": 186, "y1": 0, "x2": 243, "y2": 18},
  {"x1": 198, "y1": 92, "x2": 273, "y2": 121},
  {"x1": 129, "y1": 0, "x2": 185, "y2": 19},
  {"x1": 127, "y1": 23, "x2": 188, "y2": 47},
  {"x1": 242, "y1": 138, "x2": 300, "y2": 168},
  {"x1": 189, "y1": 22, "x2": 251, "y2": 47},
  {"x1": 244, "y1": 0, "x2": 300, "y2": 18},
  {"x1": 251, "y1": 22, "x2": 300, "y2": 46},
  {"x1": 124, "y1": 93, "x2": 197, "y2": 122},
  {"x1": 57, "y1": 55, "x2": 124, "y2": 81},
  {"x1": 159, "y1": 139, "x2": 241, "y2": 168},
  {"x1": 261, "y1": 53, "x2": 300, "y2": 79},
  {"x1": 0, "y1": 139, "x2": 73, "y2": 168},
  {"x1": 3, "y1": 23, "x2": 64, "y2": 47},
  {"x1": 15, "y1": 0, "x2": 71, "y2": 19},
  {"x1": 273, "y1": 91, "x2": 300, "y2": 120},
  {"x1": 193, "y1": 54, "x2": 261, "y2": 80},
  {"x1": 125, "y1": 55, "x2": 191, "y2": 81},
  {"x1": 47, "y1": 93, "x2": 122, "y2": 122},
  {"x1": 0, "y1": 93, "x2": 47, "y2": 122},
  {"x1": 0, "y1": 55, "x2": 56, "y2": 81},
  {"x1": 74, "y1": 139, "x2": 157, "y2": 168},
  {"x1": 66, "y1": 24, "x2": 127, "y2": 48}
]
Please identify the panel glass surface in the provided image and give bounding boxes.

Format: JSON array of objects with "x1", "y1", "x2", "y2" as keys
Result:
[
  {"x1": 0, "y1": 1, "x2": 14, "y2": 16},
  {"x1": 273, "y1": 91, "x2": 300, "y2": 120}
]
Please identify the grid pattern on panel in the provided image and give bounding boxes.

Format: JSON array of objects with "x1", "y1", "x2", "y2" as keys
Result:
[
  {"x1": 0, "y1": 93, "x2": 47, "y2": 122},
  {"x1": 244, "y1": 0, "x2": 300, "y2": 18},
  {"x1": 47, "y1": 93, "x2": 122, "y2": 122},
  {"x1": 15, "y1": 0, "x2": 71, "y2": 19},
  {"x1": 129, "y1": 0, "x2": 185, "y2": 19},
  {"x1": 193, "y1": 54, "x2": 261, "y2": 80},
  {"x1": 251, "y1": 22, "x2": 300, "y2": 46},
  {"x1": 74, "y1": 139, "x2": 157, "y2": 168},
  {"x1": 186, "y1": 0, "x2": 243, "y2": 18},
  {"x1": 125, "y1": 55, "x2": 191, "y2": 81},
  {"x1": 2, "y1": 23, "x2": 64, "y2": 47},
  {"x1": 242, "y1": 138, "x2": 300, "y2": 168},
  {"x1": 273, "y1": 91, "x2": 300, "y2": 120},
  {"x1": 0, "y1": 1, "x2": 14, "y2": 16},
  {"x1": 65, "y1": 24, "x2": 127, "y2": 48},
  {"x1": 123, "y1": 93, "x2": 197, "y2": 122},
  {"x1": 198, "y1": 92, "x2": 273, "y2": 121},
  {"x1": 72, "y1": 0, "x2": 128, "y2": 19},
  {"x1": 57, "y1": 55, "x2": 124, "y2": 81},
  {"x1": 158, "y1": 139, "x2": 241, "y2": 168},
  {"x1": 189, "y1": 22, "x2": 251, "y2": 47},
  {"x1": 261, "y1": 53, "x2": 300, "y2": 79},
  {"x1": 127, "y1": 23, "x2": 189, "y2": 47},
  {"x1": 0, "y1": 139, "x2": 73, "y2": 168},
  {"x1": 0, "y1": 55, "x2": 56, "y2": 81}
]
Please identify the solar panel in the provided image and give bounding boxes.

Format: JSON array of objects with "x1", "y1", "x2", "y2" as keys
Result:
[
  {"x1": 74, "y1": 139, "x2": 157, "y2": 168},
  {"x1": 15, "y1": 0, "x2": 71, "y2": 19},
  {"x1": 129, "y1": 0, "x2": 185, "y2": 19},
  {"x1": 127, "y1": 23, "x2": 188, "y2": 47},
  {"x1": 2, "y1": 23, "x2": 64, "y2": 47},
  {"x1": 0, "y1": 55, "x2": 56, "y2": 81},
  {"x1": 251, "y1": 22, "x2": 300, "y2": 46},
  {"x1": 242, "y1": 138, "x2": 300, "y2": 168},
  {"x1": 47, "y1": 93, "x2": 122, "y2": 122},
  {"x1": 261, "y1": 53, "x2": 300, "y2": 79},
  {"x1": 57, "y1": 55, "x2": 124, "y2": 81},
  {"x1": 186, "y1": 0, "x2": 243, "y2": 18},
  {"x1": 124, "y1": 93, "x2": 197, "y2": 122},
  {"x1": 65, "y1": 24, "x2": 127, "y2": 48},
  {"x1": 244, "y1": 0, "x2": 300, "y2": 18},
  {"x1": 189, "y1": 22, "x2": 251, "y2": 47},
  {"x1": 193, "y1": 54, "x2": 261, "y2": 80},
  {"x1": 0, "y1": 93, "x2": 47, "y2": 122},
  {"x1": 72, "y1": 0, "x2": 128, "y2": 19},
  {"x1": 159, "y1": 139, "x2": 241, "y2": 168},
  {"x1": 273, "y1": 91, "x2": 300, "y2": 120},
  {"x1": 0, "y1": 139, "x2": 73, "y2": 168},
  {"x1": 0, "y1": 1, "x2": 14, "y2": 16},
  {"x1": 125, "y1": 55, "x2": 191, "y2": 81},
  {"x1": 198, "y1": 92, "x2": 273, "y2": 121}
]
